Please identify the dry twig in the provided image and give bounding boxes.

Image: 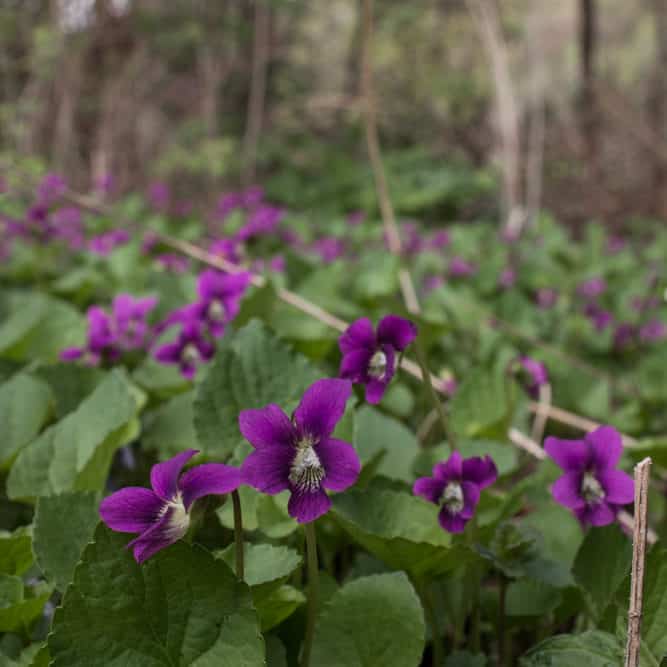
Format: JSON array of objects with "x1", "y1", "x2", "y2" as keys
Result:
[{"x1": 624, "y1": 457, "x2": 652, "y2": 667}]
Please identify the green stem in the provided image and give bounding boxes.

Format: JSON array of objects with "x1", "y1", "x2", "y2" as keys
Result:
[
  {"x1": 231, "y1": 490, "x2": 244, "y2": 580},
  {"x1": 498, "y1": 575, "x2": 509, "y2": 667},
  {"x1": 301, "y1": 522, "x2": 320, "y2": 667},
  {"x1": 414, "y1": 337, "x2": 457, "y2": 451},
  {"x1": 419, "y1": 582, "x2": 443, "y2": 667}
]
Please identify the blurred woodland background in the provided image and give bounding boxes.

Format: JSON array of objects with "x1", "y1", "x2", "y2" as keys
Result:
[{"x1": 1, "y1": 0, "x2": 666, "y2": 231}]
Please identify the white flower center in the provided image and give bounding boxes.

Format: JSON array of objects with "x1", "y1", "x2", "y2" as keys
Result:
[
  {"x1": 208, "y1": 300, "x2": 225, "y2": 322},
  {"x1": 161, "y1": 492, "x2": 190, "y2": 539},
  {"x1": 289, "y1": 437, "x2": 325, "y2": 492},
  {"x1": 581, "y1": 472, "x2": 606, "y2": 504},
  {"x1": 368, "y1": 350, "x2": 388, "y2": 379},
  {"x1": 441, "y1": 481, "x2": 464, "y2": 514},
  {"x1": 181, "y1": 343, "x2": 200, "y2": 365}
]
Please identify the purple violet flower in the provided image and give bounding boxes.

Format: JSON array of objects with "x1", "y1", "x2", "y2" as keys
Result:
[
  {"x1": 346, "y1": 210, "x2": 366, "y2": 226},
  {"x1": 577, "y1": 277, "x2": 606, "y2": 299},
  {"x1": 499, "y1": 267, "x2": 516, "y2": 289},
  {"x1": 312, "y1": 237, "x2": 345, "y2": 264},
  {"x1": 428, "y1": 230, "x2": 450, "y2": 250},
  {"x1": 215, "y1": 193, "x2": 243, "y2": 221},
  {"x1": 338, "y1": 315, "x2": 417, "y2": 404},
  {"x1": 517, "y1": 356, "x2": 549, "y2": 398},
  {"x1": 424, "y1": 274, "x2": 445, "y2": 294},
  {"x1": 639, "y1": 319, "x2": 667, "y2": 344},
  {"x1": 112, "y1": 294, "x2": 157, "y2": 350},
  {"x1": 613, "y1": 323, "x2": 637, "y2": 350},
  {"x1": 36, "y1": 173, "x2": 66, "y2": 206},
  {"x1": 545, "y1": 426, "x2": 634, "y2": 526},
  {"x1": 449, "y1": 257, "x2": 475, "y2": 278},
  {"x1": 154, "y1": 320, "x2": 214, "y2": 379},
  {"x1": 155, "y1": 253, "x2": 190, "y2": 273},
  {"x1": 413, "y1": 451, "x2": 497, "y2": 533},
  {"x1": 241, "y1": 186, "x2": 264, "y2": 209},
  {"x1": 236, "y1": 205, "x2": 284, "y2": 242},
  {"x1": 88, "y1": 229, "x2": 130, "y2": 256},
  {"x1": 584, "y1": 303, "x2": 613, "y2": 332},
  {"x1": 148, "y1": 181, "x2": 170, "y2": 212},
  {"x1": 100, "y1": 449, "x2": 240, "y2": 563},
  {"x1": 535, "y1": 288, "x2": 558, "y2": 309},
  {"x1": 240, "y1": 378, "x2": 359, "y2": 523},
  {"x1": 61, "y1": 306, "x2": 117, "y2": 365},
  {"x1": 209, "y1": 238, "x2": 241, "y2": 264},
  {"x1": 196, "y1": 269, "x2": 251, "y2": 337}
]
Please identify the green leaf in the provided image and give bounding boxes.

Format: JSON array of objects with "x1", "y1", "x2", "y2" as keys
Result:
[
  {"x1": 311, "y1": 572, "x2": 424, "y2": 667},
  {"x1": 0, "y1": 373, "x2": 52, "y2": 468},
  {"x1": 444, "y1": 652, "x2": 487, "y2": 667},
  {"x1": 142, "y1": 391, "x2": 199, "y2": 459},
  {"x1": 519, "y1": 631, "x2": 623, "y2": 666},
  {"x1": 35, "y1": 364, "x2": 104, "y2": 419},
  {"x1": 7, "y1": 371, "x2": 139, "y2": 500},
  {"x1": 573, "y1": 525, "x2": 632, "y2": 620},
  {"x1": 218, "y1": 543, "x2": 302, "y2": 595},
  {"x1": 33, "y1": 492, "x2": 101, "y2": 591},
  {"x1": 48, "y1": 524, "x2": 265, "y2": 666},
  {"x1": 449, "y1": 367, "x2": 510, "y2": 439},
  {"x1": 506, "y1": 579, "x2": 563, "y2": 617},
  {"x1": 332, "y1": 479, "x2": 471, "y2": 577},
  {"x1": 0, "y1": 575, "x2": 52, "y2": 633},
  {"x1": 0, "y1": 527, "x2": 33, "y2": 576},
  {"x1": 0, "y1": 292, "x2": 47, "y2": 354},
  {"x1": 354, "y1": 407, "x2": 419, "y2": 482},
  {"x1": 255, "y1": 585, "x2": 305, "y2": 632},
  {"x1": 194, "y1": 320, "x2": 320, "y2": 459}
]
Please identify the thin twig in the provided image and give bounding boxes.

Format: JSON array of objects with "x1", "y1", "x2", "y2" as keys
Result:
[
  {"x1": 530, "y1": 382, "x2": 551, "y2": 446},
  {"x1": 360, "y1": 0, "x2": 420, "y2": 316},
  {"x1": 624, "y1": 457, "x2": 652, "y2": 667}
]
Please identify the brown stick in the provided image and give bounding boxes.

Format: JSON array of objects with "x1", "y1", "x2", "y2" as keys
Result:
[
  {"x1": 360, "y1": 0, "x2": 420, "y2": 316},
  {"x1": 624, "y1": 457, "x2": 652, "y2": 667}
]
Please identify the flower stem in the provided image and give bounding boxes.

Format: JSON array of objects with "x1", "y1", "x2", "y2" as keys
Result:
[
  {"x1": 231, "y1": 490, "x2": 244, "y2": 580},
  {"x1": 301, "y1": 521, "x2": 320, "y2": 667},
  {"x1": 414, "y1": 337, "x2": 457, "y2": 451},
  {"x1": 498, "y1": 575, "x2": 509, "y2": 667},
  {"x1": 418, "y1": 581, "x2": 443, "y2": 667}
]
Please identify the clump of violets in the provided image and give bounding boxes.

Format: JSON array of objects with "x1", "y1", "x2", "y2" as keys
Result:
[
  {"x1": 546, "y1": 425, "x2": 634, "y2": 526},
  {"x1": 413, "y1": 451, "x2": 498, "y2": 533},
  {"x1": 240, "y1": 378, "x2": 360, "y2": 523},
  {"x1": 61, "y1": 294, "x2": 157, "y2": 364},
  {"x1": 100, "y1": 449, "x2": 240, "y2": 563},
  {"x1": 88, "y1": 229, "x2": 130, "y2": 256},
  {"x1": 339, "y1": 315, "x2": 417, "y2": 404},
  {"x1": 195, "y1": 269, "x2": 251, "y2": 337},
  {"x1": 516, "y1": 356, "x2": 549, "y2": 398}
]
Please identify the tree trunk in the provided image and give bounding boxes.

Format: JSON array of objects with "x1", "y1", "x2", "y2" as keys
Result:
[{"x1": 579, "y1": 0, "x2": 597, "y2": 160}]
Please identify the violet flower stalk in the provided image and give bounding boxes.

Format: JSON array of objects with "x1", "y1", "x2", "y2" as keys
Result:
[
  {"x1": 100, "y1": 449, "x2": 240, "y2": 563},
  {"x1": 339, "y1": 315, "x2": 417, "y2": 404},
  {"x1": 545, "y1": 425, "x2": 634, "y2": 526},
  {"x1": 240, "y1": 378, "x2": 360, "y2": 523},
  {"x1": 413, "y1": 451, "x2": 498, "y2": 533}
]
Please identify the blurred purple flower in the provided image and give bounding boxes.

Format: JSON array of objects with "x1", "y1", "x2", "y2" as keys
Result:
[
  {"x1": 346, "y1": 210, "x2": 366, "y2": 226},
  {"x1": 215, "y1": 193, "x2": 243, "y2": 222},
  {"x1": 584, "y1": 303, "x2": 613, "y2": 331},
  {"x1": 517, "y1": 356, "x2": 548, "y2": 398},
  {"x1": 545, "y1": 426, "x2": 634, "y2": 526},
  {"x1": 95, "y1": 173, "x2": 115, "y2": 196},
  {"x1": 155, "y1": 253, "x2": 190, "y2": 273},
  {"x1": 536, "y1": 288, "x2": 559, "y2": 309},
  {"x1": 36, "y1": 173, "x2": 66, "y2": 206},
  {"x1": 429, "y1": 230, "x2": 450, "y2": 251},
  {"x1": 88, "y1": 229, "x2": 130, "y2": 256},
  {"x1": 606, "y1": 235, "x2": 627, "y2": 254},
  {"x1": 112, "y1": 294, "x2": 157, "y2": 350},
  {"x1": 241, "y1": 186, "x2": 264, "y2": 209},
  {"x1": 449, "y1": 257, "x2": 475, "y2": 278},
  {"x1": 639, "y1": 319, "x2": 667, "y2": 343},
  {"x1": 100, "y1": 449, "x2": 240, "y2": 563},
  {"x1": 61, "y1": 306, "x2": 117, "y2": 366},
  {"x1": 423, "y1": 274, "x2": 445, "y2": 294},
  {"x1": 209, "y1": 238, "x2": 241, "y2": 264},
  {"x1": 240, "y1": 378, "x2": 359, "y2": 523},
  {"x1": 154, "y1": 320, "x2": 214, "y2": 380},
  {"x1": 148, "y1": 181, "x2": 170, "y2": 212},
  {"x1": 312, "y1": 237, "x2": 345, "y2": 264},
  {"x1": 236, "y1": 205, "x2": 284, "y2": 242},
  {"x1": 577, "y1": 277, "x2": 606, "y2": 299},
  {"x1": 339, "y1": 315, "x2": 417, "y2": 404},
  {"x1": 499, "y1": 267, "x2": 516, "y2": 289},
  {"x1": 269, "y1": 255, "x2": 286, "y2": 273},
  {"x1": 613, "y1": 323, "x2": 637, "y2": 350},
  {"x1": 413, "y1": 451, "x2": 497, "y2": 533},
  {"x1": 196, "y1": 269, "x2": 251, "y2": 336}
]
